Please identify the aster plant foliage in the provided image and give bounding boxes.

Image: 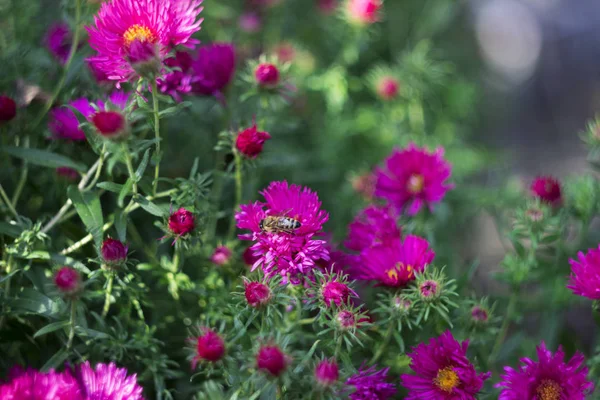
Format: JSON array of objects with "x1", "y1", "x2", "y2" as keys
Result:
[{"x1": 1, "y1": 0, "x2": 600, "y2": 399}]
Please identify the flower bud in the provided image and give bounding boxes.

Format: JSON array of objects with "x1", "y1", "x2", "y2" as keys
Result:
[
  {"x1": 393, "y1": 297, "x2": 411, "y2": 312},
  {"x1": 0, "y1": 95, "x2": 17, "y2": 122},
  {"x1": 194, "y1": 329, "x2": 225, "y2": 365},
  {"x1": 235, "y1": 124, "x2": 271, "y2": 158},
  {"x1": 376, "y1": 76, "x2": 400, "y2": 100},
  {"x1": 101, "y1": 238, "x2": 128, "y2": 267},
  {"x1": 419, "y1": 279, "x2": 439, "y2": 300},
  {"x1": 127, "y1": 39, "x2": 161, "y2": 78},
  {"x1": 336, "y1": 310, "x2": 356, "y2": 329},
  {"x1": 471, "y1": 306, "x2": 489, "y2": 323},
  {"x1": 244, "y1": 281, "x2": 271, "y2": 308},
  {"x1": 314, "y1": 359, "x2": 339, "y2": 386},
  {"x1": 91, "y1": 110, "x2": 128, "y2": 139},
  {"x1": 256, "y1": 345, "x2": 288, "y2": 377},
  {"x1": 56, "y1": 167, "x2": 80, "y2": 182},
  {"x1": 168, "y1": 208, "x2": 195, "y2": 236},
  {"x1": 54, "y1": 266, "x2": 82, "y2": 295},
  {"x1": 530, "y1": 176, "x2": 562, "y2": 206},
  {"x1": 45, "y1": 23, "x2": 72, "y2": 64},
  {"x1": 321, "y1": 281, "x2": 351, "y2": 307},
  {"x1": 210, "y1": 246, "x2": 232, "y2": 266},
  {"x1": 254, "y1": 63, "x2": 280, "y2": 88},
  {"x1": 239, "y1": 12, "x2": 262, "y2": 33},
  {"x1": 346, "y1": 0, "x2": 382, "y2": 25}
]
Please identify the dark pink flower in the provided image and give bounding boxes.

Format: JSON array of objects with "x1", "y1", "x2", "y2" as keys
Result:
[
  {"x1": 346, "y1": 0, "x2": 382, "y2": 24},
  {"x1": 471, "y1": 306, "x2": 488, "y2": 322},
  {"x1": 568, "y1": 245, "x2": 600, "y2": 300},
  {"x1": 530, "y1": 176, "x2": 562, "y2": 206},
  {"x1": 48, "y1": 98, "x2": 93, "y2": 141},
  {"x1": 346, "y1": 364, "x2": 396, "y2": 400},
  {"x1": 401, "y1": 331, "x2": 490, "y2": 399},
  {"x1": 101, "y1": 238, "x2": 128, "y2": 266},
  {"x1": 345, "y1": 205, "x2": 400, "y2": 253},
  {"x1": 74, "y1": 362, "x2": 143, "y2": 400},
  {"x1": 56, "y1": 167, "x2": 79, "y2": 181},
  {"x1": 193, "y1": 329, "x2": 225, "y2": 367},
  {"x1": 336, "y1": 310, "x2": 356, "y2": 329},
  {"x1": 496, "y1": 342, "x2": 593, "y2": 399},
  {"x1": 211, "y1": 246, "x2": 232, "y2": 266},
  {"x1": 255, "y1": 63, "x2": 280, "y2": 87},
  {"x1": 239, "y1": 12, "x2": 262, "y2": 33},
  {"x1": 235, "y1": 124, "x2": 271, "y2": 158},
  {"x1": 375, "y1": 144, "x2": 453, "y2": 215},
  {"x1": 235, "y1": 181, "x2": 329, "y2": 284},
  {"x1": 45, "y1": 23, "x2": 72, "y2": 64},
  {"x1": 54, "y1": 267, "x2": 82, "y2": 295},
  {"x1": 0, "y1": 367, "x2": 83, "y2": 400},
  {"x1": 0, "y1": 95, "x2": 17, "y2": 122},
  {"x1": 256, "y1": 345, "x2": 288, "y2": 377},
  {"x1": 127, "y1": 39, "x2": 161, "y2": 77},
  {"x1": 419, "y1": 280, "x2": 439, "y2": 299},
  {"x1": 352, "y1": 235, "x2": 434, "y2": 288},
  {"x1": 315, "y1": 359, "x2": 339, "y2": 386},
  {"x1": 86, "y1": 0, "x2": 203, "y2": 83},
  {"x1": 168, "y1": 207, "x2": 195, "y2": 236},
  {"x1": 242, "y1": 246, "x2": 261, "y2": 266},
  {"x1": 87, "y1": 60, "x2": 111, "y2": 84},
  {"x1": 244, "y1": 281, "x2": 271, "y2": 307},
  {"x1": 91, "y1": 110, "x2": 127, "y2": 138},
  {"x1": 191, "y1": 43, "x2": 236, "y2": 96},
  {"x1": 157, "y1": 51, "x2": 195, "y2": 101},
  {"x1": 376, "y1": 76, "x2": 399, "y2": 100},
  {"x1": 321, "y1": 280, "x2": 352, "y2": 307}
]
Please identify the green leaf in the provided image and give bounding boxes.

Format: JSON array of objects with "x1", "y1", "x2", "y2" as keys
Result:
[
  {"x1": 25, "y1": 251, "x2": 91, "y2": 274},
  {"x1": 41, "y1": 349, "x2": 69, "y2": 371},
  {"x1": 0, "y1": 269, "x2": 20, "y2": 284},
  {"x1": 158, "y1": 101, "x2": 191, "y2": 118},
  {"x1": 134, "y1": 196, "x2": 167, "y2": 217},
  {"x1": 114, "y1": 210, "x2": 127, "y2": 242},
  {"x1": 117, "y1": 179, "x2": 134, "y2": 207},
  {"x1": 97, "y1": 181, "x2": 124, "y2": 193},
  {"x1": 10, "y1": 289, "x2": 61, "y2": 318},
  {"x1": 0, "y1": 222, "x2": 21, "y2": 238},
  {"x1": 3, "y1": 146, "x2": 86, "y2": 172},
  {"x1": 33, "y1": 320, "x2": 70, "y2": 338},
  {"x1": 74, "y1": 327, "x2": 111, "y2": 339},
  {"x1": 68, "y1": 186, "x2": 104, "y2": 250},
  {"x1": 135, "y1": 149, "x2": 151, "y2": 181}
]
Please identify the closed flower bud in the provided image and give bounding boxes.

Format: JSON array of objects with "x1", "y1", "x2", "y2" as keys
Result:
[
  {"x1": 101, "y1": 238, "x2": 128, "y2": 266},
  {"x1": 376, "y1": 76, "x2": 400, "y2": 100},
  {"x1": 127, "y1": 39, "x2": 161, "y2": 78},
  {"x1": 0, "y1": 95, "x2": 17, "y2": 122},
  {"x1": 168, "y1": 208, "x2": 195, "y2": 236},
  {"x1": 336, "y1": 310, "x2": 356, "y2": 329},
  {"x1": 346, "y1": 0, "x2": 382, "y2": 25},
  {"x1": 235, "y1": 124, "x2": 271, "y2": 158},
  {"x1": 314, "y1": 359, "x2": 339, "y2": 386},
  {"x1": 256, "y1": 345, "x2": 288, "y2": 377},
  {"x1": 193, "y1": 329, "x2": 225, "y2": 367},
  {"x1": 244, "y1": 281, "x2": 271, "y2": 307},
  {"x1": 254, "y1": 63, "x2": 280, "y2": 87},
  {"x1": 321, "y1": 281, "x2": 351, "y2": 307},
  {"x1": 92, "y1": 110, "x2": 128, "y2": 139},
  {"x1": 471, "y1": 306, "x2": 489, "y2": 323},
  {"x1": 530, "y1": 176, "x2": 562, "y2": 206},
  {"x1": 394, "y1": 297, "x2": 411, "y2": 312},
  {"x1": 419, "y1": 279, "x2": 439, "y2": 300},
  {"x1": 211, "y1": 246, "x2": 232, "y2": 266},
  {"x1": 54, "y1": 266, "x2": 82, "y2": 295}
]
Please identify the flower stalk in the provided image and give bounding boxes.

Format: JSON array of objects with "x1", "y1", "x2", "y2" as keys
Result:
[{"x1": 151, "y1": 79, "x2": 161, "y2": 196}]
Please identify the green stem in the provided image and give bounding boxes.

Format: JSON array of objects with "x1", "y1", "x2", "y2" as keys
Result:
[
  {"x1": 489, "y1": 292, "x2": 518, "y2": 365},
  {"x1": 370, "y1": 323, "x2": 394, "y2": 364},
  {"x1": 30, "y1": 0, "x2": 82, "y2": 129},
  {"x1": 151, "y1": 80, "x2": 161, "y2": 195},
  {"x1": 67, "y1": 300, "x2": 77, "y2": 350},
  {"x1": 82, "y1": 144, "x2": 106, "y2": 192},
  {"x1": 132, "y1": 298, "x2": 145, "y2": 322},
  {"x1": 0, "y1": 256, "x2": 14, "y2": 330},
  {"x1": 206, "y1": 153, "x2": 225, "y2": 243},
  {"x1": 172, "y1": 247, "x2": 181, "y2": 271},
  {"x1": 122, "y1": 142, "x2": 138, "y2": 195},
  {"x1": 334, "y1": 334, "x2": 343, "y2": 360},
  {"x1": 102, "y1": 272, "x2": 115, "y2": 318},
  {"x1": 227, "y1": 150, "x2": 243, "y2": 240},
  {"x1": 0, "y1": 184, "x2": 19, "y2": 220},
  {"x1": 11, "y1": 136, "x2": 29, "y2": 207}
]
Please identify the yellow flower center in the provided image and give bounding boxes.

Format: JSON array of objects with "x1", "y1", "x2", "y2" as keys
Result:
[
  {"x1": 407, "y1": 174, "x2": 424, "y2": 194},
  {"x1": 434, "y1": 367, "x2": 459, "y2": 393},
  {"x1": 536, "y1": 379, "x2": 562, "y2": 400},
  {"x1": 123, "y1": 24, "x2": 157, "y2": 47}
]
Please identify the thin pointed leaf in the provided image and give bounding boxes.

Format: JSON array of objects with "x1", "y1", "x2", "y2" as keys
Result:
[
  {"x1": 34, "y1": 320, "x2": 70, "y2": 338},
  {"x1": 3, "y1": 146, "x2": 86, "y2": 172},
  {"x1": 68, "y1": 186, "x2": 104, "y2": 250}
]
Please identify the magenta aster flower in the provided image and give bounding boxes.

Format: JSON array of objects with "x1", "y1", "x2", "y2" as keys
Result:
[
  {"x1": 345, "y1": 205, "x2": 400, "y2": 253},
  {"x1": 211, "y1": 246, "x2": 232, "y2": 265},
  {"x1": 45, "y1": 23, "x2": 72, "y2": 64},
  {"x1": 530, "y1": 176, "x2": 562, "y2": 206},
  {"x1": 254, "y1": 63, "x2": 280, "y2": 87},
  {"x1": 495, "y1": 342, "x2": 593, "y2": 399},
  {"x1": 352, "y1": 235, "x2": 434, "y2": 288},
  {"x1": 192, "y1": 328, "x2": 225, "y2": 367},
  {"x1": 0, "y1": 367, "x2": 83, "y2": 400},
  {"x1": 48, "y1": 98, "x2": 93, "y2": 141},
  {"x1": 321, "y1": 280, "x2": 354, "y2": 307},
  {"x1": 314, "y1": 359, "x2": 339, "y2": 386},
  {"x1": 101, "y1": 238, "x2": 129, "y2": 266},
  {"x1": 346, "y1": 364, "x2": 396, "y2": 400},
  {"x1": 256, "y1": 345, "x2": 289, "y2": 377},
  {"x1": 346, "y1": 0, "x2": 382, "y2": 25},
  {"x1": 168, "y1": 207, "x2": 195, "y2": 236},
  {"x1": 235, "y1": 181, "x2": 329, "y2": 284},
  {"x1": 401, "y1": 331, "x2": 490, "y2": 399},
  {"x1": 376, "y1": 76, "x2": 400, "y2": 100},
  {"x1": 235, "y1": 124, "x2": 271, "y2": 158},
  {"x1": 157, "y1": 51, "x2": 195, "y2": 101},
  {"x1": 54, "y1": 266, "x2": 82, "y2": 295},
  {"x1": 0, "y1": 95, "x2": 17, "y2": 122},
  {"x1": 375, "y1": 144, "x2": 453, "y2": 215},
  {"x1": 244, "y1": 281, "x2": 271, "y2": 307},
  {"x1": 75, "y1": 362, "x2": 143, "y2": 400},
  {"x1": 191, "y1": 43, "x2": 236, "y2": 96},
  {"x1": 86, "y1": 0, "x2": 203, "y2": 84},
  {"x1": 568, "y1": 245, "x2": 600, "y2": 299}
]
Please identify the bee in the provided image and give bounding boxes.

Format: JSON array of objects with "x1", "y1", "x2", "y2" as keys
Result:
[{"x1": 259, "y1": 214, "x2": 302, "y2": 234}]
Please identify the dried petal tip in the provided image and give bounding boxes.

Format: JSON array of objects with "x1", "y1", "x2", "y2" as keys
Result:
[
  {"x1": 376, "y1": 76, "x2": 400, "y2": 100},
  {"x1": 256, "y1": 345, "x2": 288, "y2": 377},
  {"x1": 54, "y1": 267, "x2": 82, "y2": 295},
  {"x1": 255, "y1": 63, "x2": 280, "y2": 87},
  {"x1": 314, "y1": 359, "x2": 339, "y2": 386},
  {"x1": 244, "y1": 281, "x2": 271, "y2": 307},
  {"x1": 168, "y1": 208, "x2": 195, "y2": 236},
  {"x1": 0, "y1": 96, "x2": 17, "y2": 122},
  {"x1": 236, "y1": 124, "x2": 271, "y2": 158},
  {"x1": 211, "y1": 246, "x2": 232, "y2": 266},
  {"x1": 101, "y1": 238, "x2": 128, "y2": 266},
  {"x1": 193, "y1": 329, "x2": 225, "y2": 366}
]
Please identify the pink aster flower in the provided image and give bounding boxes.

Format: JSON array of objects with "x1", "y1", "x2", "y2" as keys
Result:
[
  {"x1": 321, "y1": 280, "x2": 354, "y2": 307},
  {"x1": 352, "y1": 235, "x2": 434, "y2": 288},
  {"x1": 157, "y1": 51, "x2": 195, "y2": 101},
  {"x1": 45, "y1": 23, "x2": 72, "y2": 64},
  {"x1": 495, "y1": 342, "x2": 593, "y2": 399},
  {"x1": 211, "y1": 246, "x2": 232, "y2": 265},
  {"x1": 314, "y1": 359, "x2": 339, "y2": 386},
  {"x1": 345, "y1": 205, "x2": 400, "y2": 253},
  {"x1": 376, "y1": 76, "x2": 400, "y2": 100},
  {"x1": 530, "y1": 176, "x2": 562, "y2": 206},
  {"x1": 86, "y1": 0, "x2": 203, "y2": 84},
  {"x1": 346, "y1": 364, "x2": 397, "y2": 400},
  {"x1": 235, "y1": 181, "x2": 330, "y2": 284},
  {"x1": 346, "y1": 0, "x2": 382, "y2": 25},
  {"x1": 235, "y1": 124, "x2": 271, "y2": 158},
  {"x1": 401, "y1": 331, "x2": 490, "y2": 399},
  {"x1": 191, "y1": 43, "x2": 236, "y2": 96},
  {"x1": 48, "y1": 98, "x2": 93, "y2": 141},
  {"x1": 375, "y1": 144, "x2": 453, "y2": 215},
  {"x1": 74, "y1": 362, "x2": 144, "y2": 400},
  {"x1": 568, "y1": 244, "x2": 600, "y2": 299},
  {"x1": 192, "y1": 328, "x2": 225, "y2": 367},
  {"x1": 0, "y1": 367, "x2": 83, "y2": 400},
  {"x1": 0, "y1": 95, "x2": 17, "y2": 122}
]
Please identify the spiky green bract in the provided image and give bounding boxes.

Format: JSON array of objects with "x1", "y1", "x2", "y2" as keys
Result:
[
  {"x1": 405, "y1": 266, "x2": 458, "y2": 327},
  {"x1": 232, "y1": 274, "x2": 288, "y2": 331},
  {"x1": 305, "y1": 269, "x2": 358, "y2": 312},
  {"x1": 457, "y1": 297, "x2": 500, "y2": 346},
  {"x1": 240, "y1": 54, "x2": 294, "y2": 111},
  {"x1": 565, "y1": 175, "x2": 600, "y2": 223},
  {"x1": 317, "y1": 301, "x2": 371, "y2": 360},
  {"x1": 371, "y1": 292, "x2": 415, "y2": 353}
]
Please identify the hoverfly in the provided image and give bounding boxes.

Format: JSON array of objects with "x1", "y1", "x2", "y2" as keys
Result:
[{"x1": 259, "y1": 212, "x2": 302, "y2": 234}]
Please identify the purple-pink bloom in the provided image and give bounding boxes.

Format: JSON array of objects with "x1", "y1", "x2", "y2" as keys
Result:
[
  {"x1": 235, "y1": 181, "x2": 329, "y2": 284},
  {"x1": 86, "y1": 0, "x2": 203, "y2": 84},
  {"x1": 568, "y1": 245, "x2": 600, "y2": 300},
  {"x1": 48, "y1": 98, "x2": 93, "y2": 141},
  {"x1": 346, "y1": 364, "x2": 397, "y2": 400},
  {"x1": 75, "y1": 361, "x2": 144, "y2": 400},
  {"x1": 375, "y1": 143, "x2": 453, "y2": 215},
  {"x1": 495, "y1": 342, "x2": 593, "y2": 399},
  {"x1": 0, "y1": 367, "x2": 83, "y2": 400},
  {"x1": 345, "y1": 205, "x2": 400, "y2": 253},
  {"x1": 191, "y1": 43, "x2": 236, "y2": 96},
  {"x1": 401, "y1": 331, "x2": 490, "y2": 399},
  {"x1": 157, "y1": 51, "x2": 195, "y2": 101},
  {"x1": 351, "y1": 235, "x2": 434, "y2": 288},
  {"x1": 45, "y1": 23, "x2": 72, "y2": 64}
]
